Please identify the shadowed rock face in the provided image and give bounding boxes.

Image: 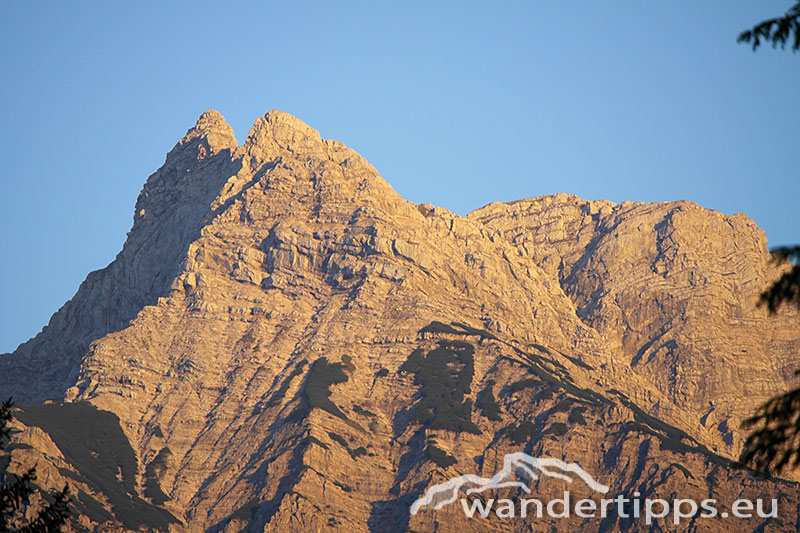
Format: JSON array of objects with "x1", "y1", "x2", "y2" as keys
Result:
[{"x1": 1, "y1": 110, "x2": 798, "y2": 532}]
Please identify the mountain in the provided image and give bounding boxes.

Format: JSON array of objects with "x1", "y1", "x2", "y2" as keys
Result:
[{"x1": 1, "y1": 110, "x2": 798, "y2": 532}]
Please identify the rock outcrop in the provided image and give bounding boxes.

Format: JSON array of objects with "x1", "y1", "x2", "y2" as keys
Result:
[{"x1": 1, "y1": 110, "x2": 797, "y2": 532}]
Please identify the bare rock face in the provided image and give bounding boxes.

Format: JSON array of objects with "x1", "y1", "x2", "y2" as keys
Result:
[
  {"x1": 0, "y1": 110, "x2": 798, "y2": 532},
  {"x1": 0, "y1": 110, "x2": 240, "y2": 403},
  {"x1": 470, "y1": 196, "x2": 800, "y2": 456}
]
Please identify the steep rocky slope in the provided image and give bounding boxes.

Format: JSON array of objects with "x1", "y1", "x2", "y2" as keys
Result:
[
  {"x1": 469, "y1": 195, "x2": 800, "y2": 456},
  {"x1": 0, "y1": 110, "x2": 797, "y2": 532}
]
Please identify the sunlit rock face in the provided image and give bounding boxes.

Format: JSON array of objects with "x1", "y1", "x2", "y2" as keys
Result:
[{"x1": 1, "y1": 110, "x2": 797, "y2": 532}]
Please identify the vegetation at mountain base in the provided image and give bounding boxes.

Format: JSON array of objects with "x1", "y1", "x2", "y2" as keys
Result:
[
  {"x1": 736, "y1": 3, "x2": 800, "y2": 474},
  {"x1": 759, "y1": 246, "x2": 800, "y2": 313},
  {"x1": 741, "y1": 247, "x2": 799, "y2": 476},
  {"x1": 0, "y1": 397, "x2": 71, "y2": 532},
  {"x1": 742, "y1": 381, "x2": 800, "y2": 474}
]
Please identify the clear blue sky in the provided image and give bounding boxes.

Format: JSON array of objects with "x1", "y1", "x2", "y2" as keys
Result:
[{"x1": 1, "y1": 2, "x2": 798, "y2": 353}]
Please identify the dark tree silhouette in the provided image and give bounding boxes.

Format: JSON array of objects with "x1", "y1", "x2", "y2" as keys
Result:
[
  {"x1": 735, "y1": 3, "x2": 800, "y2": 476},
  {"x1": 0, "y1": 398, "x2": 70, "y2": 532},
  {"x1": 742, "y1": 375, "x2": 800, "y2": 475},
  {"x1": 759, "y1": 247, "x2": 800, "y2": 313},
  {"x1": 741, "y1": 248, "x2": 800, "y2": 474},
  {"x1": 738, "y1": 1, "x2": 800, "y2": 52}
]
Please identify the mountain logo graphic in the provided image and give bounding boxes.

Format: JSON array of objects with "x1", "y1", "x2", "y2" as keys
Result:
[{"x1": 410, "y1": 453, "x2": 609, "y2": 515}]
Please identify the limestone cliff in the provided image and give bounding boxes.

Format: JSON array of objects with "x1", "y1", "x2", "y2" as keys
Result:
[{"x1": 0, "y1": 110, "x2": 797, "y2": 532}]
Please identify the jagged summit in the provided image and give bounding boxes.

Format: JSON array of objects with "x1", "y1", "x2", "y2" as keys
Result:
[
  {"x1": 241, "y1": 109, "x2": 346, "y2": 167},
  {"x1": 194, "y1": 109, "x2": 229, "y2": 130},
  {"x1": 181, "y1": 108, "x2": 326, "y2": 156},
  {"x1": 250, "y1": 109, "x2": 321, "y2": 139},
  {"x1": 173, "y1": 109, "x2": 238, "y2": 157},
  {"x1": 1, "y1": 110, "x2": 798, "y2": 531}
]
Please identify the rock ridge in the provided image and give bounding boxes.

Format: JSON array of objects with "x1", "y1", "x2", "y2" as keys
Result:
[{"x1": 0, "y1": 110, "x2": 797, "y2": 532}]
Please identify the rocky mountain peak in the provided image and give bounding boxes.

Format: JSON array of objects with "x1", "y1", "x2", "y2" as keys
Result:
[
  {"x1": 194, "y1": 109, "x2": 231, "y2": 132},
  {"x1": 240, "y1": 109, "x2": 330, "y2": 164},
  {"x1": 171, "y1": 109, "x2": 237, "y2": 160},
  {"x1": 1, "y1": 110, "x2": 798, "y2": 532}
]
